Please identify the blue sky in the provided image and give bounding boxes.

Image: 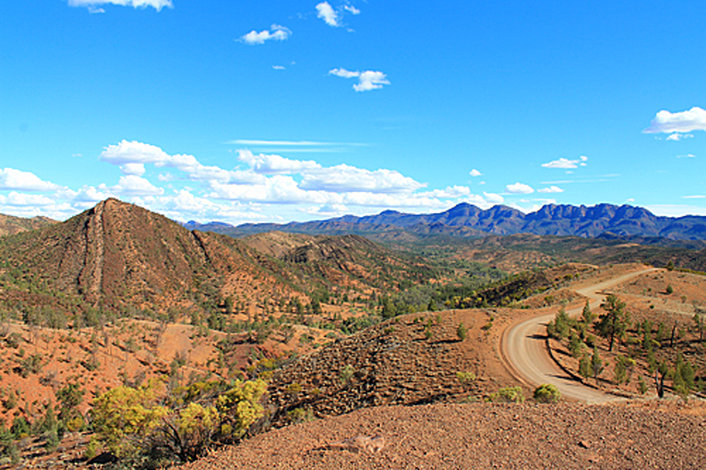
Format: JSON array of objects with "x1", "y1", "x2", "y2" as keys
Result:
[{"x1": 1, "y1": 0, "x2": 705, "y2": 223}]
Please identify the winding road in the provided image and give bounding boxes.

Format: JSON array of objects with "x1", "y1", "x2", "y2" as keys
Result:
[{"x1": 501, "y1": 267, "x2": 658, "y2": 403}]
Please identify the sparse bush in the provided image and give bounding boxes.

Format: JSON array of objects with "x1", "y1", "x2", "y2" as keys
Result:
[
  {"x1": 638, "y1": 376, "x2": 649, "y2": 395},
  {"x1": 489, "y1": 386, "x2": 524, "y2": 403},
  {"x1": 4, "y1": 332, "x2": 21, "y2": 349},
  {"x1": 287, "y1": 407, "x2": 314, "y2": 423},
  {"x1": 18, "y1": 354, "x2": 43, "y2": 377},
  {"x1": 672, "y1": 354, "x2": 695, "y2": 399},
  {"x1": 83, "y1": 438, "x2": 100, "y2": 461},
  {"x1": 456, "y1": 371, "x2": 476, "y2": 385},
  {"x1": 340, "y1": 365, "x2": 355, "y2": 385},
  {"x1": 2, "y1": 390, "x2": 17, "y2": 411},
  {"x1": 533, "y1": 384, "x2": 560, "y2": 403},
  {"x1": 456, "y1": 322, "x2": 467, "y2": 341},
  {"x1": 614, "y1": 356, "x2": 635, "y2": 385},
  {"x1": 10, "y1": 417, "x2": 30, "y2": 439},
  {"x1": 666, "y1": 285, "x2": 673, "y2": 295},
  {"x1": 0, "y1": 424, "x2": 20, "y2": 466},
  {"x1": 424, "y1": 325, "x2": 433, "y2": 340}
]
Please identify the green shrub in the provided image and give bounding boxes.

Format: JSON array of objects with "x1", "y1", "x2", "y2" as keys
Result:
[
  {"x1": 456, "y1": 323, "x2": 467, "y2": 341},
  {"x1": 90, "y1": 377, "x2": 267, "y2": 464},
  {"x1": 0, "y1": 425, "x2": 20, "y2": 466},
  {"x1": 533, "y1": 384, "x2": 560, "y2": 403},
  {"x1": 10, "y1": 417, "x2": 31, "y2": 439},
  {"x1": 340, "y1": 365, "x2": 355, "y2": 384},
  {"x1": 637, "y1": 376, "x2": 649, "y2": 395},
  {"x1": 489, "y1": 386, "x2": 524, "y2": 403},
  {"x1": 456, "y1": 371, "x2": 476, "y2": 385},
  {"x1": 287, "y1": 407, "x2": 314, "y2": 423}
]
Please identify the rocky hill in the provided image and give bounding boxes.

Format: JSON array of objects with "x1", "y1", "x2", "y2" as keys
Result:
[
  {"x1": 190, "y1": 202, "x2": 706, "y2": 242},
  {"x1": 242, "y1": 231, "x2": 438, "y2": 292},
  {"x1": 0, "y1": 213, "x2": 55, "y2": 237},
  {"x1": 0, "y1": 199, "x2": 300, "y2": 320},
  {"x1": 181, "y1": 401, "x2": 706, "y2": 470}
]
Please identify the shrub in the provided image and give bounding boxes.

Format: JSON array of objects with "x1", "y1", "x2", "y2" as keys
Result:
[
  {"x1": 489, "y1": 386, "x2": 524, "y2": 403},
  {"x1": 340, "y1": 365, "x2": 355, "y2": 385},
  {"x1": 0, "y1": 425, "x2": 19, "y2": 466},
  {"x1": 18, "y1": 354, "x2": 43, "y2": 378},
  {"x1": 533, "y1": 384, "x2": 560, "y2": 403},
  {"x1": 287, "y1": 407, "x2": 314, "y2": 424},
  {"x1": 10, "y1": 417, "x2": 31, "y2": 439},
  {"x1": 637, "y1": 376, "x2": 648, "y2": 395},
  {"x1": 456, "y1": 371, "x2": 476, "y2": 385},
  {"x1": 456, "y1": 323, "x2": 467, "y2": 341},
  {"x1": 666, "y1": 285, "x2": 674, "y2": 295},
  {"x1": 91, "y1": 377, "x2": 267, "y2": 464}
]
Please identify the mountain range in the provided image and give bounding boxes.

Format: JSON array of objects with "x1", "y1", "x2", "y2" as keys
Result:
[{"x1": 185, "y1": 203, "x2": 706, "y2": 242}]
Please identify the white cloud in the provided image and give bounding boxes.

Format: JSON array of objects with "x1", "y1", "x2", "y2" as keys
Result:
[
  {"x1": 469, "y1": 169, "x2": 482, "y2": 177},
  {"x1": 329, "y1": 68, "x2": 390, "y2": 92},
  {"x1": 329, "y1": 68, "x2": 360, "y2": 79},
  {"x1": 421, "y1": 186, "x2": 472, "y2": 199},
  {"x1": 0, "y1": 168, "x2": 61, "y2": 191},
  {"x1": 100, "y1": 140, "x2": 264, "y2": 185},
  {"x1": 344, "y1": 5, "x2": 360, "y2": 15},
  {"x1": 272, "y1": 65, "x2": 286, "y2": 70},
  {"x1": 210, "y1": 176, "x2": 331, "y2": 205},
  {"x1": 108, "y1": 175, "x2": 164, "y2": 196},
  {"x1": 676, "y1": 153, "x2": 696, "y2": 159},
  {"x1": 303, "y1": 203, "x2": 350, "y2": 217},
  {"x1": 316, "y1": 2, "x2": 339, "y2": 26},
  {"x1": 541, "y1": 156, "x2": 588, "y2": 169},
  {"x1": 646, "y1": 204, "x2": 706, "y2": 217},
  {"x1": 644, "y1": 107, "x2": 706, "y2": 135},
  {"x1": 3, "y1": 192, "x2": 56, "y2": 207},
  {"x1": 666, "y1": 133, "x2": 694, "y2": 141},
  {"x1": 355, "y1": 71, "x2": 390, "y2": 92},
  {"x1": 683, "y1": 195, "x2": 705, "y2": 199},
  {"x1": 237, "y1": 150, "x2": 320, "y2": 174},
  {"x1": 506, "y1": 182, "x2": 534, "y2": 194},
  {"x1": 300, "y1": 164, "x2": 425, "y2": 193},
  {"x1": 120, "y1": 163, "x2": 146, "y2": 176},
  {"x1": 5, "y1": 138, "x2": 519, "y2": 223},
  {"x1": 100, "y1": 140, "x2": 170, "y2": 165},
  {"x1": 483, "y1": 192, "x2": 504, "y2": 204},
  {"x1": 67, "y1": 185, "x2": 112, "y2": 204},
  {"x1": 240, "y1": 25, "x2": 291, "y2": 45},
  {"x1": 67, "y1": 0, "x2": 172, "y2": 11},
  {"x1": 538, "y1": 186, "x2": 564, "y2": 193}
]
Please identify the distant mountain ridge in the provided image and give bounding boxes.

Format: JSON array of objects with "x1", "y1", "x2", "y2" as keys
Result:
[{"x1": 185, "y1": 202, "x2": 706, "y2": 241}]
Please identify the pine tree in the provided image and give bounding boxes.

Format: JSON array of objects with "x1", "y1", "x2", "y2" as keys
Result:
[
  {"x1": 590, "y1": 347, "x2": 604, "y2": 384},
  {"x1": 597, "y1": 294, "x2": 630, "y2": 351},
  {"x1": 578, "y1": 354, "x2": 592, "y2": 380}
]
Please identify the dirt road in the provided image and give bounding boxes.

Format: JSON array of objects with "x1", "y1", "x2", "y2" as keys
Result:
[{"x1": 501, "y1": 266, "x2": 658, "y2": 403}]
